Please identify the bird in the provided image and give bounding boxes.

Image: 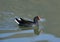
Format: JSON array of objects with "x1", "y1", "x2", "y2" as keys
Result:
[
  {"x1": 15, "y1": 16, "x2": 44, "y2": 35},
  {"x1": 15, "y1": 16, "x2": 40, "y2": 27}
]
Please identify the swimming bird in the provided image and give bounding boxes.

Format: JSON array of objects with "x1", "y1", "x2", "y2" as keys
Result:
[{"x1": 15, "y1": 16, "x2": 40, "y2": 27}]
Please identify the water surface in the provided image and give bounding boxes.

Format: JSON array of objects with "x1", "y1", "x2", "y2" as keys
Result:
[{"x1": 0, "y1": 0, "x2": 60, "y2": 42}]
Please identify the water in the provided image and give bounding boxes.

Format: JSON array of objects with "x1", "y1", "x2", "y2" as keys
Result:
[
  {"x1": 0, "y1": 30, "x2": 60, "y2": 42},
  {"x1": 0, "y1": 0, "x2": 60, "y2": 42}
]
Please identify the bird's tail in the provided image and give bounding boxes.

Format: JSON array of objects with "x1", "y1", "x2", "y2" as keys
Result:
[{"x1": 15, "y1": 18, "x2": 21, "y2": 24}]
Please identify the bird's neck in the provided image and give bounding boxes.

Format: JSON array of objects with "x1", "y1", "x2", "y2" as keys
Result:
[{"x1": 33, "y1": 19, "x2": 38, "y2": 24}]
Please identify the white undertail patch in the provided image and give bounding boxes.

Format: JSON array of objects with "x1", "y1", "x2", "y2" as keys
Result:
[
  {"x1": 15, "y1": 19, "x2": 20, "y2": 24},
  {"x1": 18, "y1": 18, "x2": 21, "y2": 21}
]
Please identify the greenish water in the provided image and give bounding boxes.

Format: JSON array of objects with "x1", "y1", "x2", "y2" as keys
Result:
[{"x1": 0, "y1": 0, "x2": 60, "y2": 42}]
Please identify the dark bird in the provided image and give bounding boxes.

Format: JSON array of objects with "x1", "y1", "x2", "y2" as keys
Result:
[{"x1": 15, "y1": 16, "x2": 40, "y2": 27}]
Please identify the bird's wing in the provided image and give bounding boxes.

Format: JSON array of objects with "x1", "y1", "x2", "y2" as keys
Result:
[{"x1": 20, "y1": 18, "x2": 33, "y2": 24}]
